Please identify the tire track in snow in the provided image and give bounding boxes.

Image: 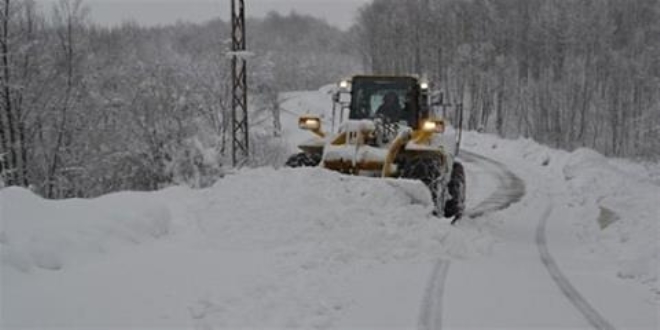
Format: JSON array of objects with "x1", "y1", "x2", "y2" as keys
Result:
[
  {"x1": 419, "y1": 152, "x2": 526, "y2": 330},
  {"x1": 421, "y1": 152, "x2": 615, "y2": 329},
  {"x1": 459, "y1": 151, "x2": 526, "y2": 219},
  {"x1": 536, "y1": 206, "x2": 617, "y2": 330},
  {"x1": 418, "y1": 260, "x2": 450, "y2": 330}
]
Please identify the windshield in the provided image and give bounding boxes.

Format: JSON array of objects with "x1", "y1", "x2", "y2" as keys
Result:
[{"x1": 349, "y1": 77, "x2": 417, "y2": 126}]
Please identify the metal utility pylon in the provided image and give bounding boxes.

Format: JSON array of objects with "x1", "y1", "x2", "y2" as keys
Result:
[{"x1": 231, "y1": 0, "x2": 249, "y2": 166}]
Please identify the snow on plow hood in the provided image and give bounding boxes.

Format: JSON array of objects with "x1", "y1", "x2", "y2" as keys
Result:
[
  {"x1": 338, "y1": 119, "x2": 376, "y2": 133},
  {"x1": 322, "y1": 120, "x2": 400, "y2": 165},
  {"x1": 323, "y1": 145, "x2": 389, "y2": 164}
]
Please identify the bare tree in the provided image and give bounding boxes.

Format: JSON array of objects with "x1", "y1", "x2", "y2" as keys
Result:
[
  {"x1": 355, "y1": 0, "x2": 660, "y2": 158},
  {"x1": 0, "y1": 0, "x2": 36, "y2": 187},
  {"x1": 39, "y1": 0, "x2": 88, "y2": 197}
]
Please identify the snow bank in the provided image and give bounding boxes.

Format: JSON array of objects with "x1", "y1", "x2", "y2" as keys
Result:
[
  {"x1": 2, "y1": 167, "x2": 493, "y2": 328},
  {"x1": 563, "y1": 148, "x2": 625, "y2": 191},
  {"x1": 0, "y1": 186, "x2": 193, "y2": 273},
  {"x1": 463, "y1": 131, "x2": 660, "y2": 297},
  {"x1": 196, "y1": 167, "x2": 488, "y2": 261},
  {"x1": 182, "y1": 167, "x2": 493, "y2": 327},
  {"x1": 562, "y1": 149, "x2": 659, "y2": 289}
]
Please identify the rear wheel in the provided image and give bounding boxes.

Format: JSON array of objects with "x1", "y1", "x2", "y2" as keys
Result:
[
  {"x1": 400, "y1": 155, "x2": 446, "y2": 215},
  {"x1": 285, "y1": 152, "x2": 321, "y2": 167}
]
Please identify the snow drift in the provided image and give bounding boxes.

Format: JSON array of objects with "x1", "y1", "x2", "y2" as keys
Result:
[
  {"x1": 0, "y1": 187, "x2": 181, "y2": 273},
  {"x1": 1, "y1": 167, "x2": 491, "y2": 328},
  {"x1": 463, "y1": 132, "x2": 660, "y2": 297}
]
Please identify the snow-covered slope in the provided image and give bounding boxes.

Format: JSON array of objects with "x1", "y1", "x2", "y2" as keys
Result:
[
  {"x1": 1, "y1": 167, "x2": 491, "y2": 328},
  {"x1": 442, "y1": 132, "x2": 659, "y2": 329},
  {"x1": 463, "y1": 132, "x2": 659, "y2": 293},
  {"x1": 279, "y1": 86, "x2": 335, "y2": 153},
  {"x1": 1, "y1": 87, "x2": 658, "y2": 329}
]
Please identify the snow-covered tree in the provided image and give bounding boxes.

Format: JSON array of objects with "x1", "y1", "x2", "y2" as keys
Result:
[{"x1": 354, "y1": 0, "x2": 660, "y2": 159}]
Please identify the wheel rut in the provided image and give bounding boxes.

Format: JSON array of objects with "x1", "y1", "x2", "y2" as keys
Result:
[
  {"x1": 418, "y1": 151, "x2": 526, "y2": 329},
  {"x1": 459, "y1": 151, "x2": 526, "y2": 219},
  {"x1": 536, "y1": 206, "x2": 616, "y2": 330},
  {"x1": 420, "y1": 151, "x2": 617, "y2": 330}
]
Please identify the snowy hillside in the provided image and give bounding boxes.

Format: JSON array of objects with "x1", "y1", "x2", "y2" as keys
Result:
[
  {"x1": 278, "y1": 86, "x2": 336, "y2": 153},
  {"x1": 1, "y1": 88, "x2": 658, "y2": 329},
  {"x1": 1, "y1": 167, "x2": 482, "y2": 328}
]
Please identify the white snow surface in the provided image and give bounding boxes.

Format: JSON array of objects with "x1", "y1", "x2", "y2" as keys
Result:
[
  {"x1": 279, "y1": 87, "x2": 335, "y2": 153},
  {"x1": 1, "y1": 87, "x2": 658, "y2": 329},
  {"x1": 464, "y1": 133, "x2": 659, "y2": 293},
  {"x1": 323, "y1": 145, "x2": 389, "y2": 165},
  {"x1": 1, "y1": 168, "x2": 488, "y2": 329}
]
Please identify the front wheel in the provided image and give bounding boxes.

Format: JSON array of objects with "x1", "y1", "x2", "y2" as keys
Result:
[
  {"x1": 444, "y1": 161, "x2": 466, "y2": 219},
  {"x1": 399, "y1": 155, "x2": 446, "y2": 215}
]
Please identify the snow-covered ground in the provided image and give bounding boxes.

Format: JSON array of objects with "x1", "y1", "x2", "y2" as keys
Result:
[
  {"x1": 444, "y1": 133, "x2": 659, "y2": 329},
  {"x1": 279, "y1": 86, "x2": 336, "y2": 153},
  {"x1": 1, "y1": 87, "x2": 658, "y2": 329}
]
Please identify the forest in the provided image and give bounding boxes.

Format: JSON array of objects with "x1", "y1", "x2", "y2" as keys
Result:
[
  {"x1": 1, "y1": 0, "x2": 658, "y2": 198},
  {"x1": 354, "y1": 0, "x2": 660, "y2": 159},
  {"x1": 0, "y1": 0, "x2": 358, "y2": 197}
]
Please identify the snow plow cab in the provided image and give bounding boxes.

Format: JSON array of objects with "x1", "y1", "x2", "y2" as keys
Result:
[{"x1": 286, "y1": 75, "x2": 466, "y2": 220}]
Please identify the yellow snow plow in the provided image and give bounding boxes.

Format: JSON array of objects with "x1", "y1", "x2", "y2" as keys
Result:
[{"x1": 286, "y1": 75, "x2": 466, "y2": 220}]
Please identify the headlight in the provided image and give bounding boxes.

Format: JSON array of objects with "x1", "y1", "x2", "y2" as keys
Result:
[
  {"x1": 422, "y1": 119, "x2": 445, "y2": 133},
  {"x1": 423, "y1": 121, "x2": 436, "y2": 131},
  {"x1": 339, "y1": 80, "x2": 350, "y2": 89},
  {"x1": 420, "y1": 81, "x2": 429, "y2": 90},
  {"x1": 299, "y1": 117, "x2": 321, "y2": 130}
]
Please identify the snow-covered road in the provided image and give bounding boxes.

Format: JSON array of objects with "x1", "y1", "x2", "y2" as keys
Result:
[
  {"x1": 439, "y1": 138, "x2": 658, "y2": 330},
  {"x1": 1, "y1": 88, "x2": 658, "y2": 329},
  {"x1": 461, "y1": 151, "x2": 526, "y2": 219},
  {"x1": 417, "y1": 150, "x2": 527, "y2": 330}
]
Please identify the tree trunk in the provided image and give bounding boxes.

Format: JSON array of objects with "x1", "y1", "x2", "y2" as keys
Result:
[{"x1": 1, "y1": 0, "x2": 17, "y2": 186}]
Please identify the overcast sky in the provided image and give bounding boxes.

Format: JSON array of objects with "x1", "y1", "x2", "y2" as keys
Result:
[{"x1": 35, "y1": 0, "x2": 371, "y2": 30}]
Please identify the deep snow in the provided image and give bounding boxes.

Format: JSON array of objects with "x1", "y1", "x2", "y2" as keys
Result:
[
  {"x1": 1, "y1": 87, "x2": 658, "y2": 329},
  {"x1": 1, "y1": 168, "x2": 490, "y2": 328}
]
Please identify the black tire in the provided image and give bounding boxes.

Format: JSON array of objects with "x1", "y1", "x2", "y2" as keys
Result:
[
  {"x1": 400, "y1": 155, "x2": 445, "y2": 215},
  {"x1": 285, "y1": 152, "x2": 321, "y2": 168},
  {"x1": 444, "y1": 161, "x2": 466, "y2": 218}
]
